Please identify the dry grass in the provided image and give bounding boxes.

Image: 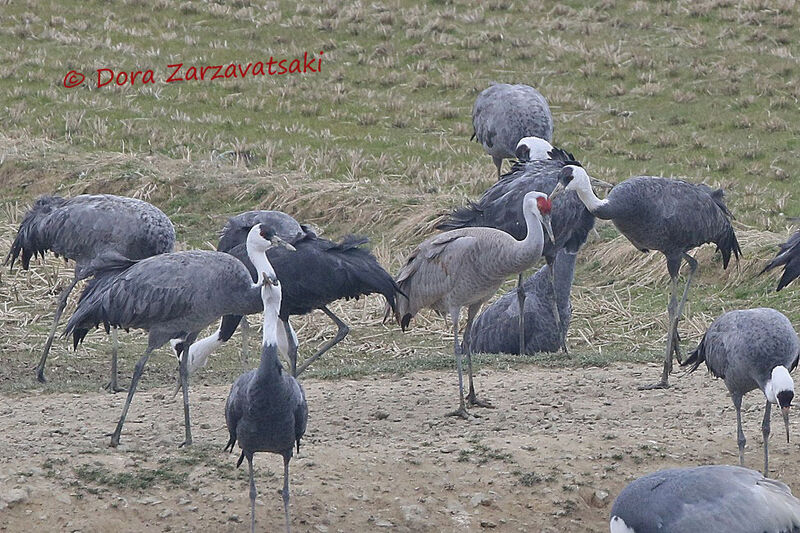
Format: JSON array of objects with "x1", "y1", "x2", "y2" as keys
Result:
[{"x1": 0, "y1": 0, "x2": 798, "y2": 392}]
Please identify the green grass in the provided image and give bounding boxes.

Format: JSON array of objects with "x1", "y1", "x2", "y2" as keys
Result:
[{"x1": 0, "y1": 0, "x2": 799, "y2": 394}]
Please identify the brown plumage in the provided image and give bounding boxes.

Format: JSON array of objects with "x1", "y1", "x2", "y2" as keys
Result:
[{"x1": 391, "y1": 191, "x2": 554, "y2": 418}]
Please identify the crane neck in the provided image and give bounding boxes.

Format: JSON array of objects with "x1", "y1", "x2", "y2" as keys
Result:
[
  {"x1": 254, "y1": 282, "x2": 284, "y2": 381},
  {"x1": 247, "y1": 246, "x2": 277, "y2": 288},
  {"x1": 516, "y1": 206, "x2": 545, "y2": 267},
  {"x1": 575, "y1": 183, "x2": 611, "y2": 218},
  {"x1": 553, "y1": 251, "x2": 578, "y2": 309}
]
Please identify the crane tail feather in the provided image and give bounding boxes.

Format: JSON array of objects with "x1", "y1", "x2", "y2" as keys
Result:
[{"x1": 681, "y1": 333, "x2": 707, "y2": 373}]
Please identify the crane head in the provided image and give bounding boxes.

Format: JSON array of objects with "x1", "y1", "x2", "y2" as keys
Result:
[
  {"x1": 515, "y1": 137, "x2": 554, "y2": 162},
  {"x1": 550, "y1": 165, "x2": 614, "y2": 200},
  {"x1": 257, "y1": 224, "x2": 297, "y2": 252},
  {"x1": 765, "y1": 365, "x2": 794, "y2": 443},
  {"x1": 523, "y1": 192, "x2": 555, "y2": 243}
]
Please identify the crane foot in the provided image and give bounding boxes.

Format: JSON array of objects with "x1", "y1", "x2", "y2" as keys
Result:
[
  {"x1": 466, "y1": 393, "x2": 495, "y2": 409},
  {"x1": 637, "y1": 381, "x2": 669, "y2": 391},
  {"x1": 445, "y1": 407, "x2": 472, "y2": 420},
  {"x1": 36, "y1": 370, "x2": 47, "y2": 384},
  {"x1": 103, "y1": 381, "x2": 125, "y2": 394}
]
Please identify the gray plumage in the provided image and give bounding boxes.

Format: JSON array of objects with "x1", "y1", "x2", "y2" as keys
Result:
[
  {"x1": 183, "y1": 211, "x2": 399, "y2": 378},
  {"x1": 438, "y1": 148, "x2": 594, "y2": 352},
  {"x1": 218, "y1": 210, "x2": 306, "y2": 254},
  {"x1": 762, "y1": 230, "x2": 800, "y2": 291},
  {"x1": 610, "y1": 465, "x2": 800, "y2": 533},
  {"x1": 553, "y1": 167, "x2": 741, "y2": 389},
  {"x1": 4, "y1": 194, "x2": 175, "y2": 388},
  {"x1": 392, "y1": 191, "x2": 553, "y2": 418},
  {"x1": 63, "y1": 224, "x2": 283, "y2": 447},
  {"x1": 471, "y1": 83, "x2": 554, "y2": 176},
  {"x1": 225, "y1": 274, "x2": 307, "y2": 533},
  {"x1": 467, "y1": 249, "x2": 577, "y2": 355},
  {"x1": 681, "y1": 308, "x2": 799, "y2": 475}
]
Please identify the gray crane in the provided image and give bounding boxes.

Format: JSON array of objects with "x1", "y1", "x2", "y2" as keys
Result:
[
  {"x1": 472, "y1": 83, "x2": 554, "y2": 176},
  {"x1": 4, "y1": 194, "x2": 175, "y2": 391},
  {"x1": 176, "y1": 211, "x2": 399, "y2": 379},
  {"x1": 225, "y1": 257, "x2": 307, "y2": 533},
  {"x1": 438, "y1": 141, "x2": 603, "y2": 354},
  {"x1": 762, "y1": 230, "x2": 800, "y2": 291},
  {"x1": 610, "y1": 465, "x2": 800, "y2": 533},
  {"x1": 467, "y1": 249, "x2": 578, "y2": 355},
  {"x1": 172, "y1": 210, "x2": 308, "y2": 372},
  {"x1": 63, "y1": 224, "x2": 293, "y2": 448},
  {"x1": 681, "y1": 308, "x2": 799, "y2": 475},
  {"x1": 390, "y1": 191, "x2": 554, "y2": 419},
  {"x1": 551, "y1": 165, "x2": 741, "y2": 389}
]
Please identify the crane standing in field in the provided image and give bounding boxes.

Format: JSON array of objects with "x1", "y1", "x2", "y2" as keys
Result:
[
  {"x1": 225, "y1": 253, "x2": 307, "y2": 533},
  {"x1": 551, "y1": 165, "x2": 741, "y2": 389},
  {"x1": 64, "y1": 224, "x2": 294, "y2": 448},
  {"x1": 439, "y1": 138, "x2": 600, "y2": 354},
  {"x1": 681, "y1": 308, "x2": 799, "y2": 475},
  {"x1": 5, "y1": 194, "x2": 175, "y2": 391},
  {"x1": 471, "y1": 83, "x2": 554, "y2": 176},
  {"x1": 177, "y1": 210, "x2": 399, "y2": 379},
  {"x1": 467, "y1": 249, "x2": 579, "y2": 355},
  {"x1": 610, "y1": 465, "x2": 800, "y2": 533},
  {"x1": 761, "y1": 230, "x2": 800, "y2": 291},
  {"x1": 392, "y1": 191, "x2": 554, "y2": 419}
]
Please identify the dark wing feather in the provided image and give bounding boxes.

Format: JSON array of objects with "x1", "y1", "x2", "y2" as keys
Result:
[
  {"x1": 225, "y1": 234, "x2": 399, "y2": 319},
  {"x1": 761, "y1": 230, "x2": 800, "y2": 291},
  {"x1": 436, "y1": 158, "x2": 594, "y2": 260}
]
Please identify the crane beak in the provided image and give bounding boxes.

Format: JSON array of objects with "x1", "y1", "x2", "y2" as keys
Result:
[
  {"x1": 549, "y1": 182, "x2": 565, "y2": 201},
  {"x1": 542, "y1": 214, "x2": 555, "y2": 244},
  {"x1": 782, "y1": 406, "x2": 790, "y2": 443},
  {"x1": 589, "y1": 177, "x2": 614, "y2": 190},
  {"x1": 261, "y1": 271, "x2": 279, "y2": 287},
  {"x1": 270, "y1": 235, "x2": 296, "y2": 252}
]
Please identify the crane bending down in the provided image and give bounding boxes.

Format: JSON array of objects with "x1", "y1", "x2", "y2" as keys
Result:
[
  {"x1": 63, "y1": 224, "x2": 293, "y2": 447},
  {"x1": 225, "y1": 250, "x2": 307, "y2": 533},
  {"x1": 610, "y1": 465, "x2": 800, "y2": 533},
  {"x1": 761, "y1": 230, "x2": 800, "y2": 291},
  {"x1": 551, "y1": 166, "x2": 741, "y2": 389},
  {"x1": 467, "y1": 249, "x2": 579, "y2": 355},
  {"x1": 471, "y1": 83, "x2": 554, "y2": 176},
  {"x1": 681, "y1": 308, "x2": 799, "y2": 475},
  {"x1": 179, "y1": 211, "x2": 399, "y2": 378},
  {"x1": 391, "y1": 191, "x2": 554, "y2": 419},
  {"x1": 4, "y1": 194, "x2": 175, "y2": 391},
  {"x1": 438, "y1": 137, "x2": 602, "y2": 354}
]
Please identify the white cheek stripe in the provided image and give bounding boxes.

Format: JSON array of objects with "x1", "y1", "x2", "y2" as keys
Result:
[{"x1": 610, "y1": 516, "x2": 636, "y2": 533}]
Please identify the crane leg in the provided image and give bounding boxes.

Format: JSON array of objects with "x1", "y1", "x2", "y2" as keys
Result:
[
  {"x1": 445, "y1": 307, "x2": 470, "y2": 419},
  {"x1": 295, "y1": 306, "x2": 350, "y2": 377},
  {"x1": 549, "y1": 266, "x2": 568, "y2": 355},
  {"x1": 638, "y1": 275, "x2": 680, "y2": 390},
  {"x1": 247, "y1": 455, "x2": 257, "y2": 533},
  {"x1": 36, "y1": 274, "x2": 80, "y2": 383},
  {"x1": 282, "y1": 455, "x2": 292, "y2": 533},
  {"x1": 517, "y1": 272, "x2": 526, "y2": 355},
  {"x1": 177, "y1": 337, "x2": 195, "y2": 448},
  {"x1": 762, "y1": 400, "x2": 771, "y2": 476},
  {"x1": 464, "y1": 304, "x2": 494, "y2": 409},
  {"x1": 734, "y1": 394, "x2": 746, "y2": 467},
  {"x1": 104, "y1": 328, "x2": 124, "y2": 393},
  {"x1": 493, "y1": 156, "x2": 503, "y2": 178},
  {"x1": 109, "y1": 348, "x2": 152, "y2": 447},
  {"x1": 672, "y1": 253, "x2": 698, "y2": 363},
  {"x1": 240, "y1": 316, "x2": 250, "y2": 372},
  {"x1": 281, "y1": 320, "x2": 299, "y2": 376}
]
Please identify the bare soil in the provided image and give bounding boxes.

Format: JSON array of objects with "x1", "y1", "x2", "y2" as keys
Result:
[{"x1": 1, "y1": 362, "x2": 798, "y2": 533}]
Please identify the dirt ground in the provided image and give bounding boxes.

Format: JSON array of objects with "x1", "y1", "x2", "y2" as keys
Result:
[{"x1": 1, "y1": 362, "x2": 798, "y2": 533}]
